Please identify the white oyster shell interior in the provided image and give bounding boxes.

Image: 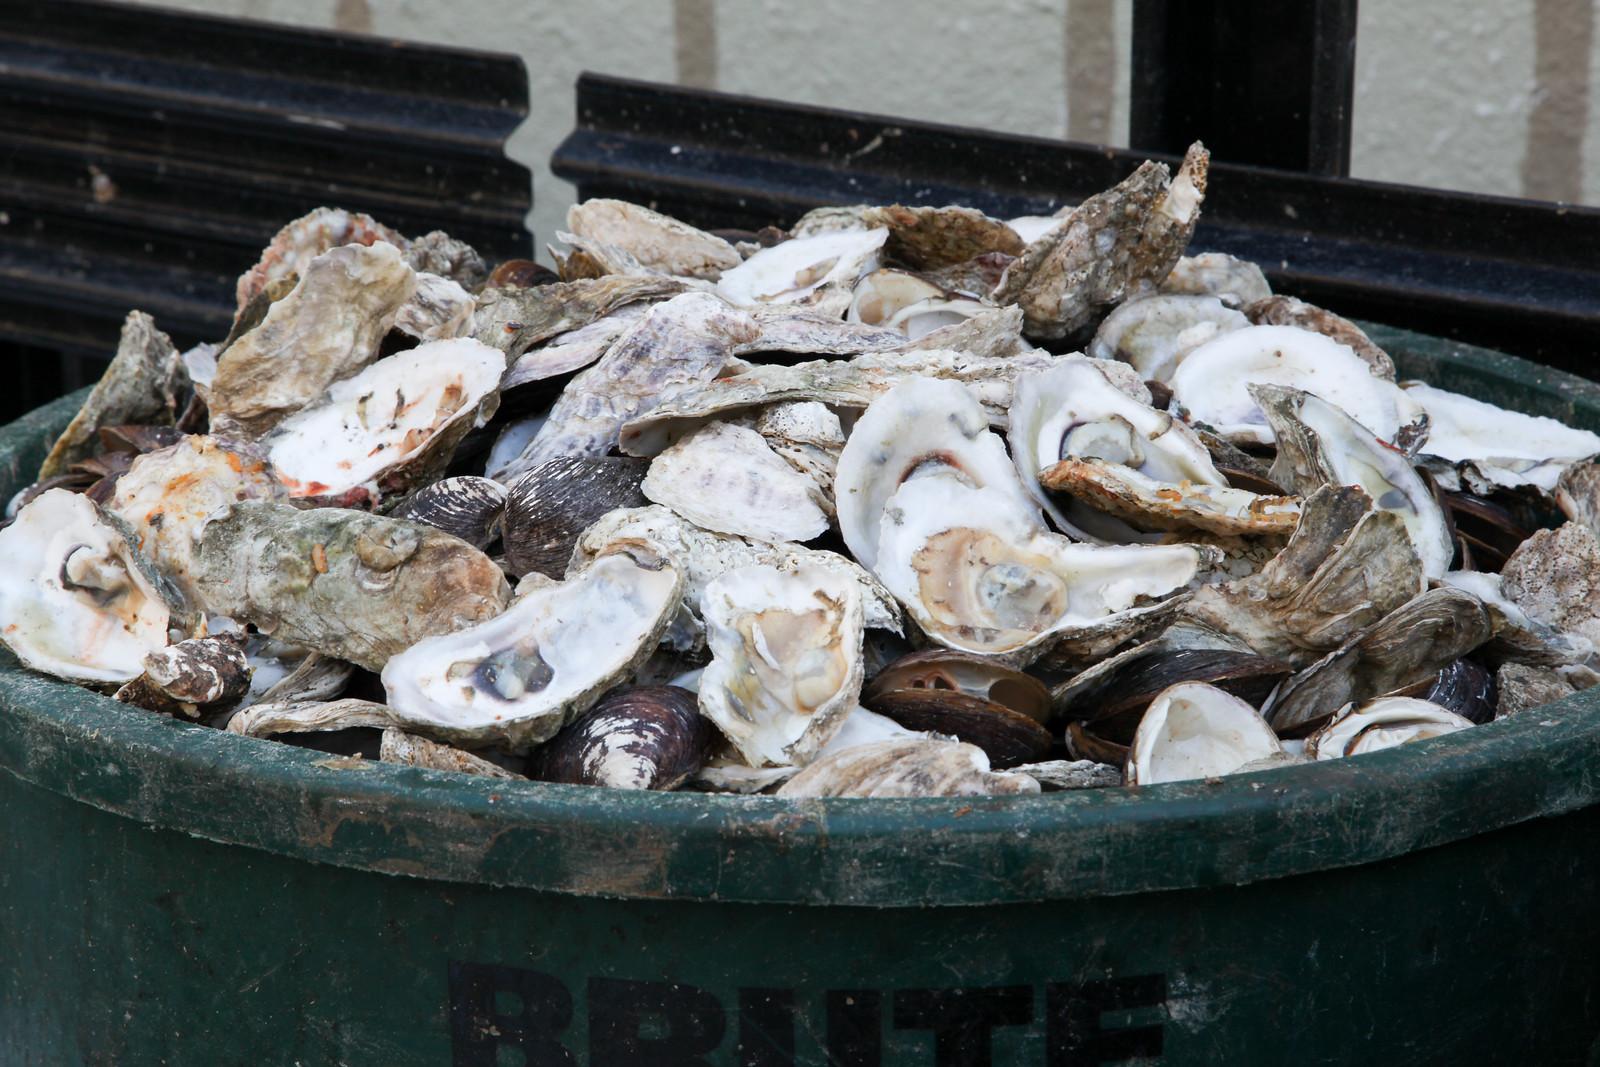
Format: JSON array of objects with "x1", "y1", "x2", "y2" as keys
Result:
[
  {"x1": 1088, "y1": 293, "x2": 1249, "y2": 383},
  {"x1": 1306, "y1": 696, "x2": 1474, "y2": 760},
  {"x1": 1404, "y1": 382, "x2": 1600, "y2": 493},
  {"x1": 641, "y1": 421, "x2": 828, "y2": 543},
  {"x1": 716, "y1": 228, "x2": 888, "y2": 307},
  {"x1": 1127, "y1": 681, "x2": 1282, "y2": 785}
]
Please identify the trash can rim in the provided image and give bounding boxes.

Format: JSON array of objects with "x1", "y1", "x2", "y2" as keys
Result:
[{"x1": 2, "y1": 330, "x2": 1598, "y2": 908}]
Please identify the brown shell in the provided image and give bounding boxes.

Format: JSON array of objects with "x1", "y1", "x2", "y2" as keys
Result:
[
  {"x1": 862, "y1": 689, "x2": 1051, "y2": 769},
  {"x1": 858, "y1": 204, "x2": 1025, "y2": 271},
  {"x1": 115, "y1": 635, "x2": 251, "y2": 717},
  {"x1": 470, "y1": 274, "x2": 687, "y2": 361},
  {"x1": 488, "y1": 259, "x2": 559, "y2": 290},
  {"x1": 863, "y1": 649, "x2": 1050, "y2": 722},
  {"x1": 1059, "y1": 647, "x2": 1290, "y2": 729},
  {"x1": 502, "y1": 456, "x2": 648, "y2": 578},
  {"x1": 529, "y1": 686, "x2": 716, "y2": 790},
  {"x1": 1065, "y1": 721, "x2": 1129, "y2": 766}
]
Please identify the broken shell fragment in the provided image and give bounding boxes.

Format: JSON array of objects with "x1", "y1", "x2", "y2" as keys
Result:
[
  {"x1": 0, "y1": 489, "x2": 175, "y2": 684},
  {"x1": 641, "y1": 421, "x2": 829, "y2": 543},
  {"x1": 264, "y1": 337, "x2": 505, "y2": 506},
  {"x1": 1305, "y1": 697, "x2": 1474, "y2": 760},
  {"x1": 1169, "y1": 325, "x2": 1425, "y2": 446},
  {"x1": 697, "y1": 563, "x2": 865, "y2": 768},
  {"x1": 380, "y1": 543, "x2": 682, "y2": 749},
  {"x1": 1039, "y1": 457, "x2": 1301, "y2": 537},
  {"x1": 1013, "y1": 759, "x2": 1123, "y2": 790},
  {"x1": 403, "y1": 230, "x2": 488, "y2": 291},
  {"x1": 1500, "y1": 522, "x2": 1600, "y2": 651},
  {"x1": 1160, "y1": 252, "x2": 1271, "y2": 307},
  {"x1": 529, "y1": 685, "x2": 718, "y2": 790},
  {"x1": 115, "y1": 635, "x2": 251, "y2": 716},
  {"x1": 1125, "y1": 681, "x2": 1282, "y2": 786},
  {"x1": 193, "y1": 501, "x2": 512, "y2": 672},
  {"x1": 380, "y1": 728, "x2": 521, "y2": 779},
  {"x1": 471, "y1": 274, "x2": 688, "y2": 363},
  {"x1": 394, "y1": 272, "x2": 476, "y2": 341},
  {"x1": 390, "y1": 476, "x2": 509, "y2": 551},
  {"x1": 502, "y1": 456, "x2": 648, "y2": 579},
  {"x1": 776, "y1": 738, "x2": 1040, "y2": 798}
]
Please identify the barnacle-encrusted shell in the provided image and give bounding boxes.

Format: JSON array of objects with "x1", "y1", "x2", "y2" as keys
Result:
[
  {"x1": 380, "y1": 543, "x2": 682, "y2": 749},
  {"x1": 698, "y1": 563, "x2": 865, "y2": 767},
  {"x1": 40, "y1": 311, "x2": 184, "y2": 480},
  {"x1": 1404, "y1": 383, "x2": 1600, "y2": 493},
  {"x1": 1500, "y1": 522, "x2": 1600, "y2": 650},
  {"x1": 1305, "y1": 697, "x2": 1473, "y2": 759},
  {"x1": 264, "y1": 337, "x2": 504, "y2": 506},
  {"x1": 566, "y1": 199, "x2": 742, "y2": 279},
  {"x1": 571, "y1": 505, "x2": 901, "y2": 637},
  {"x1": 211, "y1": 241, "x2": 417, "y2": 438},
  {"x1": 642, "y1": 421, "x2": 827, "y2": 543},
  {"x1": 1160, "y1": 252, "x2": 1271, "y2": 307},
  {"x1": 0, "y1": 489, "x2": 174, "y2": 683},
  {"x1": 1088, "y1": 294, "x2": 1248, "y2": 384},
  {"x1": 1169, "y1": 325, "x2": 1425, "y2": 446},
  {"x1": 837, "y1": 377, "x2": 1038, "y2": 568},
  {"x1": 193, "y1": 501, "x2": 511, "y2": 672},
  {"x1": 499, "y1": 292, "x2": 759, "y2": 477},
  {"x1": 775, "y1": 738, "x2": 1040, "y2": 797},
  {"x1": 1255, "y1": 384, "x2": 1453, "y2": 577},
  {"x1": 1125, "y1": 682, "x2": 1282, "y2": 785},
  {"x1": 994, "y1": 142, "x2": 1208, "y2": 338}
]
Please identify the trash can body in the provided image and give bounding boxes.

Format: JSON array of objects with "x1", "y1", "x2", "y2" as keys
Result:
[{"x1": 3, "y1": 325, "x2": 1600, "y2": 1066}]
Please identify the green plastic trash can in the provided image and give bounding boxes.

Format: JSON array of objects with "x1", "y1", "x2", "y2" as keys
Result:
[{"x1": 3, "y1": 324, "x2": 1600, "y2": 1066}]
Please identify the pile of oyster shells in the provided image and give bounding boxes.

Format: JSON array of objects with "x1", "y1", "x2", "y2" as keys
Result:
[{"x1": 7, "y1": 143, "x2": 1600, "y2": 799}]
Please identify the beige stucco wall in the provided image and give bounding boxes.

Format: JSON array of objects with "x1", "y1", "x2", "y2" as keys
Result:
[{"x1": 126, "y1": 0, "x2": 1600, "y2": 249}]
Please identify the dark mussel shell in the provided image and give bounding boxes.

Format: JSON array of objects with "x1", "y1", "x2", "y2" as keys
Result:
[
  {"x1": 1061, "y1": 647, "x2": 1290, "y2": 729},
  {"x1": 863, "y1": 649, "x2": 1051, "y2": 722},
  {"x1": 489, "y1": 258, "x2": 560, "y2": 290},
  {"x1": 530, "y1": 686, "x2": 717, "y2": 790},
  {"x1": 1065, "y1": 721, "x2": 1128, "y2": 767},
  {"x1": 1388, "y1": 658, "x2": 1498, "y2": 725},
  {"x1": 503, "y1": 456, "x2": 648, "y2": 578},
  {"x1": 864, "y1": 689, "x2": 1052, "y2": 769},
  {"x1": 391, "y1": 476, "x2": 509, "y2": 550},
  {"x1": 1443, "y1": 490, "x2": 1538, "y2": 574}
]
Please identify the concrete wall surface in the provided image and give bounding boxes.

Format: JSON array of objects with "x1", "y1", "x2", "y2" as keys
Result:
[{"x1": 122, "y1": 0, "x2": 1600, "y2": 250}]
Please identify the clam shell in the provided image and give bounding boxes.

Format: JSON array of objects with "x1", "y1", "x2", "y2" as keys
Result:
[
  {"x1": 1304, "y1": 697, "x2": 1473, "y2": 760},
  {"x1": 1125, "y1": 682, "x2": 1282, "y2": 785}
]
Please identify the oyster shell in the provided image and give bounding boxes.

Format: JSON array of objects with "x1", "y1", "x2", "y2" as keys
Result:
[
  {"x1": 755, "y1": 401, "x2": 845, "y2": 515},
  {"x1": 40, "y1": 311, "x2": 184, "y2": 480},
  {"x1": 402, "y1": 230, "x2": 488, "y2": 291},
  {"x1": 0, "y1": 489, "x2": 175, "y2": 683},
  {"x1": 1500, "y1": 522, "x2": 1600, "y2": 651},
  {"x1": 497, "y1": 292, "x2": 759, "y2": 477},
  {"x1": 263, "y1": 337, "x2": 504, "y2": 507},
  {"x1": 1243, "y1": 295, "x2": 1394, "y2": 379},
  {"x1": 502, "y1": 456, "x2": 648, "y2": 579},
  {"x1": 500, "y1": 302, "x2": 650, "y2": 393},
  {"x1": 1159, "y1": 252, "x2": 1272, "y2": 307},
  {"x1": 857, "y1": 204, "x2": 1025, "y2": 269},
  {"x1": 697, "y1": 563, "x2": 865, "y2": 767},
  {"x1": 192, "y1": 501, "x2": 511, "y2": 672},
  {"x1": 1088, "y1": 293, "x2": 1248, "y2": 384},
  {"x1": 1184, "y1": 485, "x2": 1424, "y2": 664},
  {"x1": 1038, "y1": 458, "x2": 1301, "y2": 537},
  {"x1": 1438, "y1": 569, "x2": 1592, "y2": 666},
  {"x1": 1403, "y1": 383, "x2": 1600, "y2": 494},
  {"x1": 391, "y1": 476, "x2": 509, "y2": 551},
  {"x1": 394, "y1": 272, "x2": 475, "y2": 341},
  {"x1": 211, "y1": 241, "x2": 417, "y2": 438},
  {"x1": 531, "y1": 685, "x2": 717, "y2": 790},
  {"x1": 226, "y1": 698, "x2": 405, "y2": 738},
  {"x1": 994, "y1": 142, "x2": 1208, "y2": 338},
  {"x1": 1013, "y1": 759, "x2": 1123, "y2": 790},
  {"x1": 1168, "y1": 325, "x2": 1426, "y2": 447},
  {"x1": 715, "y1": 227, "x2": 888, "y2": 314},
  {"x1": 234, "y1": 206, "x2": 406, "y2": 311},
  {"x1": 738, "y1": 303, "x2": 907, "y2": 357},
  {"x1": 1266, "y1": 586, "x2": 1494, "y2": 734},
  {"x1": 380, "y1": 542, "x2": 682, "y2": 749},
  {"x1": 1496, "y1": 662, "x2": 1576, "y2": 717},
  {"x1": 1125, "y1": 682, "x2": 1282, "y2": 785},
  {"x1": 837, "y1": 377, "x2": 1038, "y2": 569},
  {"x1": 642, "y1": 421, "x2": 828, "y2": 543},
  {"x1": 846, "y1": 268, "x2": 990, "y2": 339},
  {"x1": 566, "y1": 199, "x2": 741, "y2": 279},
  {"x1": 570, "y1": 505, "x2": 902, "y2": 636},
  {"x1": 471, "y1": 275, "x2": 687, "y2": 363},
  {"x1": 775, "y1": 738, "x2": 1040, "y2": 798},
  {"x1": 1304, "y1": 697, "x2": 1474, "y2": 760},
  {"x1": 874, "y1": 473, "x2": 1208, "y2": 663},
  {"x1": 114, "y1": 634, "x2": 251, "y2": 716},
  {"x1": 1255, "y1": 384, "x2": 1453, "y2": 578},
  {"x1": 380, "y1": 728, "x2": 522, "y2": 779}
]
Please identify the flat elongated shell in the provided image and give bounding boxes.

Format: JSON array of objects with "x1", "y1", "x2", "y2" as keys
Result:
[
  {"x1": 738, "y1": 303, "x2": 907, "y2": 356},
  {"x1": 1305, "y1": 697, "x2": 1473, "y2": 759},
  {"x1": 234, "y1": 207, "x2": 406, "y2": 310},
  {"x1": 837, "y1": 377, "x2": 1038, "y2": 569},
  {"x1": 716, "y1": 228, "x2": 888, "y2": 309},
  {"x1": 265, "y1": 337, "x2": 505, "y2": 506},
  {"x1": 571, "y1": 505, "x2": 901, "y2": 636},
  {"x1": 1244, "y1": 295, "x2": 1393, "y2": 379},
  {"x1": 380, "y1": 728, "x2": 521, "y2": 778},
  {"x1": 642, "y1": 421, "x2": 827, "y2": 543},
  {"x1": 567, "y1": 199, "x2": 741, "y2": 279},
  {"x1": 500, "y1": 303, "x2": 650, "y2": 392},
  {"x1": 532, "y1": 685, "x2": 717, "y2": 790},
  {"x1": 108, "y1": 436, "x2": 285, "y2": 604},
  {"x1": 994, "y1": 143, "x2": 1208, "y2": 338},
  {"x1": 194, "y1": 501, "x2": 512, "y2": 671},
  {"x1": 1088, "y1": 293, "x2": 1249, "y2": 384},
  {"x1": 472, "y1": 275, "x2": 688, "y2": 362},
  {"x1": 1039, "y1": 458, "x2": 1301, "y2": 536},
  {"x1": 777, "y1": 738, "x2": 1039, "y2": 797},
  {"x1": 212, "y1": 242, "x2": 418, "y2": 438},
  {"x1": 1404, "y1": 382, "x2": 1600, "y2": 493},
  {"x1": 1160, "y1": 252, "x2": 1271, "y2": 307},
  {"x1": 0, "y1": 489, "x2": 174, "y2": 684},
  {"x1": 41, "y1": 311, "x2": 184, "y2": 480},
  {"x1": 227, "y1": 698, "x2": 405, "y2": 738},
  {"x1": 1169, "y1": 325, "x2": 1425, "y2": 446},
  {"x1": 381, "y1": 544, "x2": 682, "y2": 749},
  {"x1": 500, "y1": 292, "x2": 759, "y2": 477},
  {"x1": 1016, "y1": 759, "x2": 1123, "y2": 790},
  {"x1": 1126, "y1": 681, "x2": 1281, "y2": 785},
  {"x1": 1255, "y1": 383, "x2": 1453, "y2": 578},
  {"x1": 698, "y1": 563, "x2": 865, "y2": 767},
  {"x1": 858, "y1": 204, "x2": 1025, "y2": 269}
]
